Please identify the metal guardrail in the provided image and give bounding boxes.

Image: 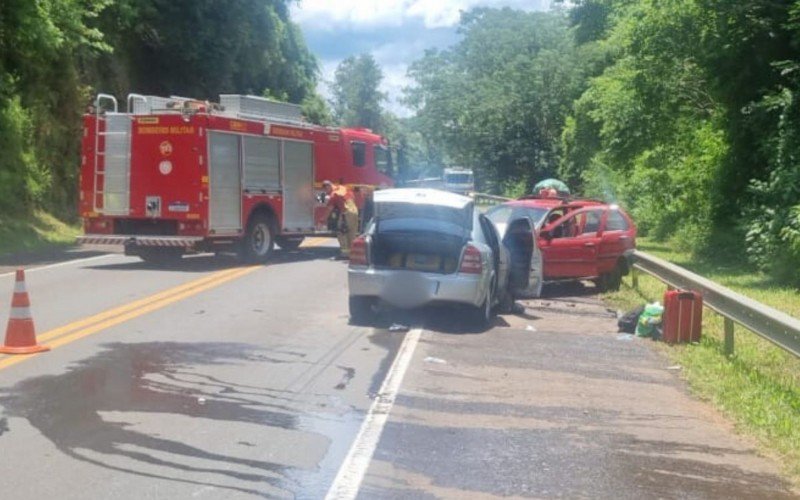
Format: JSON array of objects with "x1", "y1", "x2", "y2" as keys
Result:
[
  {"x1": 471, "y1": 192, "x2": 511, "y2": 206},
  {"x1": 632, "y1": 250, "x2": 800, "y2": 358}
]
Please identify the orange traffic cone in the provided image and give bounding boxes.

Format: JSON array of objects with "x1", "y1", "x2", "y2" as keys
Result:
[{"x1": 0, "y1": 269, "x2": 49, "y2": 354}]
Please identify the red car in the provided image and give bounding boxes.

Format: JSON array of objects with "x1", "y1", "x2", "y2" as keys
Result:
[{"x1": 486, "y1": 196, "x2": 636, "y2": 291}]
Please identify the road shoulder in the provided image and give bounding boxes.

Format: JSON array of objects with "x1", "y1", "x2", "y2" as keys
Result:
[{"x1": 359, "y1": 292, "x2": 797, "y2": 499}]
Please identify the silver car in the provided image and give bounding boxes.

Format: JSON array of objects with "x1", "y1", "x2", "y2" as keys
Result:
[{"x1": 347, "y1": 188, "x2": 542, "y2": 327}]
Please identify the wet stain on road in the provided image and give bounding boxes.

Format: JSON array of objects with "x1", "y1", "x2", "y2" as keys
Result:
[
  {"x1": 372, "y1": 417, "x2": 797, "y2": 499},
  {"x1": 0, "y1": 342, "x2": 303, "y2": 497},
  {"x1": 334, "y1": 366, "x2": 356, "y2": 390}
]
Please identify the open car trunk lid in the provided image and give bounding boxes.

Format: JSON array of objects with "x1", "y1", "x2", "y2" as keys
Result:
[
  {"x1": 371, "y1": 189, "x2": 473, "y2": 274},
  {"x1": 373, "y1": 189, "x2": 473, "y2": 232}
]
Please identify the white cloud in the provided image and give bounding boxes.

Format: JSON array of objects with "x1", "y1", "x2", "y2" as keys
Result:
[
  {"x1": 295, "y1": 1, "x2": 553, "y2": 116},
  {"x1": 292, "y1": 0, "x2": 550, "y2": 29},
  {"x1": 315, "y1": 57, "x2": 413, "y2": 117}
]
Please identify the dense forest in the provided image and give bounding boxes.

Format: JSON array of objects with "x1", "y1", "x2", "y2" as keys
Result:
[
  {"x1": 404, "y1": 1, "x2": 800, "y2": 286},
  {"x1": 2, "y1": 1, "x2": 800, "y2": 284},
  {"x1": 0, "y1": 0, "x2": 319, "y2": 215}
]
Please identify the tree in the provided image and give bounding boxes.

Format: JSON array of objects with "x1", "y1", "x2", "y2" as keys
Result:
[
  {"x1": 560, "y1": 0, "x2": 800, "y2": 282},
  {"x1": 301, "y1": 92, "x2": 334, "y2": 126},
  {"x1": 89, "y1": 0, "x2": 317, "y2": 102},
  {"x1": 405, "y1": 8, "x2": 585, "y2": 192},
  {"x1": 0, "y1": 0, "x2": 109, "y2": 213},
  {"x1": 0, "y1": 0, "x2": 320, "y2": 217},
  {"x1": 331, "y1": 54, "x2": 387, "y2": 132}
]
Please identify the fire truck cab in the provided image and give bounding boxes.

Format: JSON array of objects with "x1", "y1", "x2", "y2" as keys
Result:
[{"x1": 78, "y1": 93, "x2": 393, "y2": 262}]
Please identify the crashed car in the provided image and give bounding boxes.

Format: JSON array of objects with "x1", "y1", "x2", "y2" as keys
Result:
[
  {"x1": 487, "y1": 196, "x2": 636, "y2": 291},
  {"x1": 348, "y1": 188, "x2": 542, "y2": 327}
]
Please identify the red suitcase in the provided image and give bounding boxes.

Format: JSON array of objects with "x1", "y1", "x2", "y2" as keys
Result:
[{"x1": 662, "y1": 290, "x2": 703, "y2": 344}]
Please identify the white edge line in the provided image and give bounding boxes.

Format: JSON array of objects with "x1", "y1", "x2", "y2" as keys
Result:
[
  {"x1": 325, "y1": 327, "x2": 422, "y2": 500},
  {"x1": 0, "y1": 253, "x2": 117, "y2": 278}
]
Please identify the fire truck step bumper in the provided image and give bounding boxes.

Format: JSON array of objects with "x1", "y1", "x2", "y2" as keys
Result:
[{"x1": 77, "y1": 235, "x2": 204, "y2": 247}]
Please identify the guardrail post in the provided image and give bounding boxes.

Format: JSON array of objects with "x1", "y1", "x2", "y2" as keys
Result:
[
  {"x1": 631, "y1": 267, "x2": 639, "y2": 289},
  {"x1": 724, "y1": 318, "x2": 735, "y2": 357}
]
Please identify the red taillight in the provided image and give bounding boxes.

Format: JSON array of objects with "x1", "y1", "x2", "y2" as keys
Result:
[
  {"x1": 349, "y1": 236, "x2": 368, "y2": 266},
  {"x1": 459, "y1": 245, "x2": 482, "y2": 274}
]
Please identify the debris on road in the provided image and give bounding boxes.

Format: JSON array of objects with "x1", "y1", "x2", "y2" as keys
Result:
[
  {"x1": 618, "y1": 305, "x2": 645, "y2": 334},
  {"x1": 424, "y1": 356, "x2": 447, "y2": 365},
  {"x1": 389, "y1": 323, "x2": 409, "y2": 332},
  {"x1": 197, "y1": 397, "x2": 207, "y2": 405},
  {"x1": 636, "y1": 302, "x2": 664, "y2": 337},
  {"x1": 667, "y1": 365, "x2": 683, "y2": 371},
  {"x1": 525, "y1": 325, "x2": 537, "y2": 332}
]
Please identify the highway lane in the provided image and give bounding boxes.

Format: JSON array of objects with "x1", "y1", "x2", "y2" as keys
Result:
[
  {"x1": 0, "y1": 240, "x2": 407, "y2": 499},
  {"x1": 0, "y1": 244, "x2": 796, "y2": 499}
]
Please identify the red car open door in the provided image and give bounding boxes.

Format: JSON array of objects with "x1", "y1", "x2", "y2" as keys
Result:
[{"x1": 539, "y1": 208, "x2": 606, "y2": 279}]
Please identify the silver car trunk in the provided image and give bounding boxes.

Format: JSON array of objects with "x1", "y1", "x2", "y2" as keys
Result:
[{"x1": 371, "y1": 191, "x2": 473, "y2": 275}]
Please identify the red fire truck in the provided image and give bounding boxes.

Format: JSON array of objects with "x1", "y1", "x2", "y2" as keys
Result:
[{"x1": 77, "y1": 93, "x2": 393, "y2": 262}]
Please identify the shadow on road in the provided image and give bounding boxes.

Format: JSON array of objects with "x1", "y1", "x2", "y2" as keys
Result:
[
  {"x1": 0, "y1": 342, "x2": 309, "y2": 496},
  {"x1": 366, "y1": 407, "x2": 798, "y2": 499},
  {"x1": 363, "y1": 307, "x2": 494, "y2": 336},
  {"x1": 0, "y1": 247, "x2": 110, "y2": 271},
  {"x1": 85, "y1": 246, "x2": 340, "y2": 273}
]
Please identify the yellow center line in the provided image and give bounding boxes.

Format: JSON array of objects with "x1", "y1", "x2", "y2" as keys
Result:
[
  {"x1": 0, "y1": 238, "x2": 328, "y2": 370},
  {"x1": 35, "y1": 267, "x2": 246, "y2": 343},
  {"x1": 0, "y1": 266, "x2": 260, "y2": 372},
  {"x1": 0, "y1": 237, "x2": 334, "y2": 373},
  {"x1": 46, "y1": 266, "x2": 259, "y2": 350}
]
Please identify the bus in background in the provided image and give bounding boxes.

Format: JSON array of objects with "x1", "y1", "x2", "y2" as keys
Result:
[{"x1": 443, "y1": 167, "x2": 474, "y2": 195}]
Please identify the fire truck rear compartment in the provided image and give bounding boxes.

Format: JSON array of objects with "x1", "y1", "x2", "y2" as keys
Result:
[
  {"x1": 114, "y1": 218, "x2": 178, "y2": 236},
  {"x1": 371, "y1": 232, "x2": 465, "y2": 274}
]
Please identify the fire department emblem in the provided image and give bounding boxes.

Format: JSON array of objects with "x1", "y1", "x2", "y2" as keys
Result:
[{"x1": 159, "y1": 140, "x2": 173, "y2": 156}]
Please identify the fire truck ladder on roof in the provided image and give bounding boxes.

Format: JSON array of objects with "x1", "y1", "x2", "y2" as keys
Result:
[
  {"x1": 218, "y1": 94, "x2": 310, "y2": 128},
  {"x1": 93, "y1": 94, "x2": 131, "y2": 216}
]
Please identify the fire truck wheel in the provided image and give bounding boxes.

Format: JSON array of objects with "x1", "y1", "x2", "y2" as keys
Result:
[
  {"x1": 139, "y1": 247, "x2": 183, "y2": 265},
  {"x1": 276, "y1": 237, "x2": 304, "y2": 251},
  {"x1": 243, "y1": 213, "x2": 275, "y2": 262}
]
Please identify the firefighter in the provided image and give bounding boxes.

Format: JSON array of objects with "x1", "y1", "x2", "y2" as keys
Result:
[{"x1": 322, "y1": 180, "x2": 359, "y2": 259}]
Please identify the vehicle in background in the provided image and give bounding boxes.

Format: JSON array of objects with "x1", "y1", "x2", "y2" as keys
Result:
[
  {"x1": 443, "y1": 167, "x2": 475, "y2": 195},
  {"x1": 486, "y1": 196, "x2": 602, "y2": 232},
  {"x1": 348, "y1": 189, "x2": 542, "y2": 328},
  {"x1": 403, "y1": 177, "x2": 444, "y2": 189},
  {"x1": 487, "y1": 197, "x2": 636, "y2": 291},
  {"x1": 77, "y1": 93, "x2": 393, "y2": 263}
]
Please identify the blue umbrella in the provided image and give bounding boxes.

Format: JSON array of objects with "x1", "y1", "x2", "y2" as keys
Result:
[{"x1": 533, "y1": 178, "x2": 570, "y2": 195}]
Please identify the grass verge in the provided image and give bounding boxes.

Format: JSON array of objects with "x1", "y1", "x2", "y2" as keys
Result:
[
  {"x1": 0, "y1": 210, "x2": 81, "y2": 257},
  {"x1": 602, "y1": 238, "x2": 800, "y2": 483}
]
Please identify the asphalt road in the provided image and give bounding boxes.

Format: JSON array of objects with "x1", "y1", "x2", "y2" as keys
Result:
[{"x1": 0, "y1": 241, "x2": 796, "y2": 499}]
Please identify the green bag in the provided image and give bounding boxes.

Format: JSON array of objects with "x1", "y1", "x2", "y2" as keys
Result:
[{"x1": 636, "y1": 302, "x2": 664, "y2": 337}]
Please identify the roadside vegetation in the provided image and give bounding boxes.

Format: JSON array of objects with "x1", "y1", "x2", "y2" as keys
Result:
[
  {"x1": 603, "y1": 238, "x2": 800, "y2": 482},
  {"x1": 0, "y1": 211, "x2": 80, "y2": 256},
  {"x1": 3, "y1": 0, "x2": 800, "y2": 479}
]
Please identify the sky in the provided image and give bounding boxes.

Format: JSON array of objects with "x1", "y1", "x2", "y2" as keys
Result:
[{"x1": 290, "y1": 0, "x2": 553, "y2": 117}]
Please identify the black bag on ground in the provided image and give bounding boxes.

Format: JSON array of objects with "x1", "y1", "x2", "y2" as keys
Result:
[{"x1": 618, "y1": 305, "x2": 645, "y2": 333}]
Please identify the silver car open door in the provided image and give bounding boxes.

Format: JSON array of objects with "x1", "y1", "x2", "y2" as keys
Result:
[
  {"x1": 502, "y1": 216, "x2": 543, "y2": 298},
  {"x1": 527, "y1": 235, "x2": 543, "y2": 297}
]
